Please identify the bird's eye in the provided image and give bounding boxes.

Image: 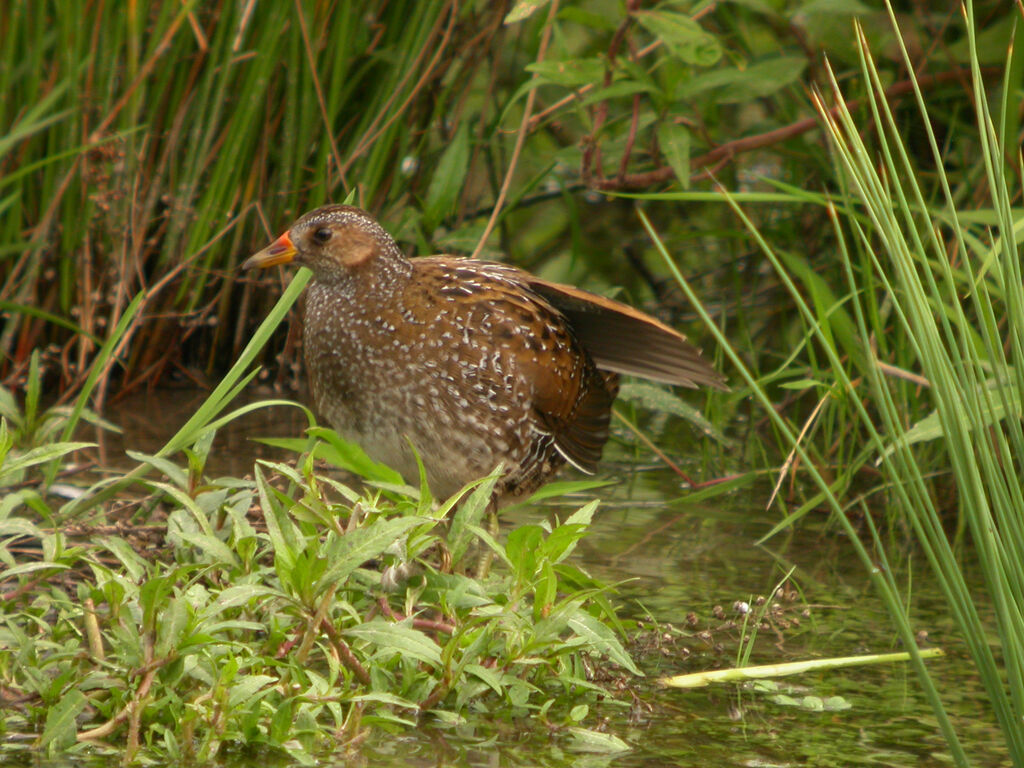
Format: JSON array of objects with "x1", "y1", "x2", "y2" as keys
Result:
[{"x1": 312, "y1": 227, "x2": 332, "y2": 244}]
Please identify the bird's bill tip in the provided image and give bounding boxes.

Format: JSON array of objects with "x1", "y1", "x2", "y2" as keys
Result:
[{"x1": 243, "y1": 232, "x2": 297, "y2": 270}]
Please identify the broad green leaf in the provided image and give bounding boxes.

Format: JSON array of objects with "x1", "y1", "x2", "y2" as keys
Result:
[
  {"x1": 656, "y1": 122, "x2": 690, "y2": 189},
  {"x1": 423, "y1": 121, "x2": 470, "y2": 231},
  {"x1": 319, "y1": 516, "x2": 425, "y2": 589},
  {"x1": 1, "y1": 441, "x2": 94, "y2": 479},
  {"x1": 41, "y1": 688, "x2": 86, "y2": 750},
  {"x1": 527, "y1": 58, "x2": 606, "y2": 87},
  {"x1": 504, "y1": 0, "x2": 550, "y2": 24},
  {"x1": 345, "y1": 619, "x2": 442, "y2": 667},
  {"x1": 567, "y1": 609, "x2": 642, "y2": 676},
  {"x1": 566, "y1": 727, "x2": 631, "y2": 754},
  {"x1": 309, "y1": 427, "x2": 403, "y2": 484},
  {"x1": 633, "y1": 10, "x2": 721, "y2": 66}
]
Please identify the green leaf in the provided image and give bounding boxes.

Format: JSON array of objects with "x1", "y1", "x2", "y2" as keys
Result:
[
  {"x1": 580, "y1": 79, "x2": 656, "y2": 106},
  {"x1": 506, "y1": 525, "x2": 544, "y2": 581},
  {"x1": 126, "y1": 450, "x2": 188, "y2": 490},
  {"x1": 228, "y1": 675, "x2": 277, "y2": 709},
  {"x1": 319, "y1": 516, "x2": 425, "y2": 589},
  {"x1": 41, "y1": 687, "x2": 86, "y2": 750},
  {"x1": 526, "y1": 58, "x2": 606, "y2": 87},
  {"x1": 155, "y1": 596, "x2": 191, "y2": 656},
  {"x1": 423, "y1": 121, "x2": 471, "y2": 231},
  {"x1": 719, "y1": 56, "x2": 806, "y2": 101},
  {"x1": 567, "y1": 609, "x2": 642, "y2": 676},
  {"x1": 504, "y1": 0, "x2": 550, "y2": 24},
  {"x1": 1, "y1": 441, "x2": 94, "y2": 481},
  {"x1": 345, "y1": 619, "x2": 442, "y2": 668},
  {"x1": 464, "y1": 663, "x2": 506, "y2": 695},
  {"x1": 656, "y1": 122, "x2": 690, "y2": 189},
  {"x1": 558, "y1": 8, "x2": 620, "y2": 32},
  {"x1": 632, "y1": 10, "x2": 721, "y2": 66},
  {"x1": 448, "y1": 470, "x2": 501, "y2": 563},
  {"x1": 617, "y1": 381, "x2": 729, "y2": 444},
  {"x1": 310, "y1": 427, "x2": 404, "y2": 485},
  {"x1": 566, "y1": 726, "x2": 631, "y2": 754},
  {"x1": 210, "y1": 584, "x2": 281, "y2": 611},
  {"x1": 879, "y1": 379, "x2": 1021, "y2": 460},
  {"x1": 677, "y1": 56, "x2": 806, "y2": 103}
]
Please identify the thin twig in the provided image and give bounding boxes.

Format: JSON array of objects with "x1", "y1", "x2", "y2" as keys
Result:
[
  {"x1": 338, "y1": 0, "x2": 457, "y2": 183},
  {"x1": 293, "y1": 0, "x2": 348, "y2": 191},
  {"x1": 591, "y1": 66, "x2": 994, "y2": 191},
  {"x1": 612, "y1": 408, "x2": 695, "y2": 487},
  {"x1": 319, "y1": 618, "x2": 371, "y2": 686},
  {"x1": 470, "y1": 0, "x2": 560, "y2": 260}
]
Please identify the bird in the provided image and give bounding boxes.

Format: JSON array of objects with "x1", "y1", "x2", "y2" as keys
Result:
[{"x1": 243, "y1": 204, "x2": 726, "y2": 508}]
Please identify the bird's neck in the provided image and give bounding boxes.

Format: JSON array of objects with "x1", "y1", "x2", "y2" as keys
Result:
[{"x1": 312, "y1": 245, "x2": 413, "y2": 301}]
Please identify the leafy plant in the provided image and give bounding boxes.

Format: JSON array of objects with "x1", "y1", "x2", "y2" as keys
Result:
[{"x1": 0, "y1": 429, "x2": 638, "y2": 763}]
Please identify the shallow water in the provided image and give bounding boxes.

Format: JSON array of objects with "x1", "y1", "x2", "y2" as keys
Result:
[{"x1": 90, "y1": 389, "x2": 1010, "y2": 767}]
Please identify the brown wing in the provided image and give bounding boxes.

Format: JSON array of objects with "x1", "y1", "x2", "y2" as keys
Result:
[
  {"x1": 414, "y1": 257, "x2": 617, "y2": 474},
  {"x1": 517, "y1": 321, "x2": 617, "y2": 474},
  {"x1": 521, "y1": 275, "x2": 728, "y2": 390}
]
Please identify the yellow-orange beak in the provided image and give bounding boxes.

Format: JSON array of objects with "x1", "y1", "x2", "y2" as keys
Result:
[{"x1": 243, "y1": 232, "x2": 297, "y2": 270}]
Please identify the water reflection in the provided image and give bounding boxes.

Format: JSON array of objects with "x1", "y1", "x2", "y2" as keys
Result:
[{"x1": 95, "y1": 387, "x2": 308, "y2": 473}]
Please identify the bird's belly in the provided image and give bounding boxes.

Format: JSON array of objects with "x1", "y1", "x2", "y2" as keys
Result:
[
  {"x1": 309, "y1": 357, "x2": 529, "y2": 500},
  {"x1": 326, "y1": 394, "x2": 522, "y2": 500}
]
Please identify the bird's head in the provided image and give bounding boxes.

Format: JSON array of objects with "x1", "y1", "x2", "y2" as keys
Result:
[{"x1": 244, "y1": 205, "x2": 406, "y2": 282}]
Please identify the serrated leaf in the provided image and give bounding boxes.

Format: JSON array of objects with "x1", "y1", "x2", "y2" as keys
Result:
[
  {"x1": 567, "y1": 609, "x2": 642, "y2": 676},
  {"x1": 319, "y1": 516, "x2": 425, "y2": 588}
]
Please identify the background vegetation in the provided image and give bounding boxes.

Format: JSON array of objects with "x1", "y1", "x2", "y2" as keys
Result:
[{"x1": 2, "y1": 0, "x2": 1022, "y2": 764}]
